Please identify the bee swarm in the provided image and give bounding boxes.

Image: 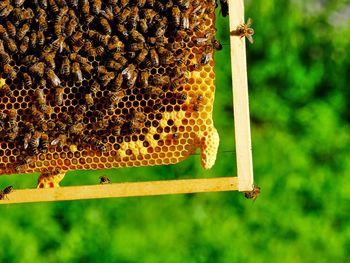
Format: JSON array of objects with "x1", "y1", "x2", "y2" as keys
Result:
[{"x1": 0, "y1": 0, "x2": 220, "y2": 176}]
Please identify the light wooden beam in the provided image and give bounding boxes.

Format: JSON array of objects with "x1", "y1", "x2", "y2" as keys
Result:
[
  {"x1": 228, "y1": 0, "x2": 254, "y2": 191},
  {"x1": 0, "y1": 177, "x2": 238, "y2": 204}
]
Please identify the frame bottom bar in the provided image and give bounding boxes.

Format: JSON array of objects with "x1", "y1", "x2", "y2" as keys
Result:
[{"x1": 0, "y1": 177, "x2": 238, "y2": 204}]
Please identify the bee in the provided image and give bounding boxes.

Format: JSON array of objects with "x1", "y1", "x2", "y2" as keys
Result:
[
  {"x1": 5, "y1": 21, "x2": 16, "y2": 37},
  {"x1": 108, "y1": 35, "x2": 124, "y2": 51},
  {"x1": 129, "y1": 5, "x2": 139, "y2": 28},
  {"x1": 116, "y1": 7, "x2": 130, "y2": 24},
  {"x1": 139, "y1": 19, "x2": 148, "y2": 34},
  {"x1": 146, "y1": 86, "x2": 165, "y2": 98},
  {"x1": 29, "y1": 62, "x2": 45, "y2": 78},
  {"x1": 122, "y1": 64, "x2": 136, "y2": 81},
  {"x1": 23, "y1": 73, "x2": 32, "y2": 87},
  {"x1": 106, "y1": 59, "x2": 123, "y2": 71},
  {"x1": 4, "y1": 37, "x2": 17, "y2": 52},
  {"x1": 135, "y1": 49, "x2": 148, "y2": 64},
  {"x1": 67, "y1": 0, "x2": 78, "y2": 8},
  {"x1": 244, "y1": 185, "x2": 261, "y2": 201},
  {"x1": 3, "y1": 64, "x2": 17, "y2": 79},
  {"x1": 40, "y1": 133, "x2": 49, "y2": 152},
  {"x1": 233, "y1": 18, "x2": 254, "y2": 44},
  {"x1": 99, "y1": 176, "x2": 111, "y2": 184},
  {"x1": 69, "y1": 32, "x2": 84, "y2": 47},
  {"x1": 60, "y1": 56, "x2": 70, "y2": 76},
  {"x1": 51, "y1": 134, "x2": 67, "y2": 148},
  {"x1": 212, "y1": 39, "x2": 223, "y2": 50},
  {"x1": 7, "y1": 109, "x2": 17, "y2": 127},
  {"x1": 55, "y1": 121, "x2": 67, "y2": 133},
  {"x1": 139, "y1": 71, "x2": 149, "y2": 89},
  {"x1": 55, "y1": 87, "x2": 64, "y2": 105},
  {"x1": 71, "y1": 62, "x2": 82, "y2": 82},
  {"x1": 108, "y1": 90, "x2": 124, "y2": 105},
  {"x1": 95, "y1": 45, "x2": 105, "y2": 56},
  {"x1": 38, "y1": 9, "x2": 48, "y2": 32},
  {"x1": 175, "y1": 92, "x2": 187, "y2": 101},
  {"x1": 51, "y1": 35, "x2": 65, "y2": 52},
  {"x1": 119, "y1": 0, "x2": 129, "y2": 8},
  {"x1": 48, "y1": 0, "x2": 59, "y2": 13},
  {"x1": 92, "y1": 0, "x2": 102, "y2": 14},
  {"x1": 100, "y1": 18, "x2": 111, "y2": 35},
  {"x1": 109, "y1": 72, "x2": 123, "y2": 92},
  {"x1": 116, "y1": 24, "x2": 129, "y2": 40},
  {"x1": 80, "y1": 62, "x2": 93, "y2": 74},
  {"x1": 37, "y1": 31, "x2": 45, "y2": 46},
  {"x1": 65, "y1": 18, "x2": 78, "y2": 36},
  {"x1": 35, "y1": 89, "x2": 47, "y2": 109},
  {"x1": 7, "y1": 124, "x2": 19, "y2": 142},
  {"x1": 171, "y1": 6, "x2": 181, "y2": 28},
  {"x1": 29, "y1": 131, "x2": 41, "y2": 154},
  {"x1": 0, "y1": 51, "x2": 10, "y2": 64},
  {"x1": 68, "y1": 122, "x2": 84, "y2": 135},
  {"x1": 155, "y1": 19, "x2": 167, "y2": 37},
  {"x1": 0, "y1": 83, "x2": 13, "y2": 98},
  {"x1": 150, "y1": 74, "x2": 169, "y2": 86},
  {"x1": 0, "y1": 186, "x2": 13, "y2": 200},
  {"x1": 90, "y1": 80, "x2": 100, "y2": 94},
  {"x1": 0, "y1": 2, "x2": 13, "y2": 18},
  {"x1": 130, "y1": 29, "x2": 145, "y2": 43},
  {"x1": 129, "y1": 42, "x2": 144, "y2": 51},
  {"x1": 192, "y1": 94, "x2": 203, "y2": 111},
  {"x1": 16, "y1": 24, "x2": 30, "y2": 41},
  {"x1": 31, "y1": 105, "x2": 46, "y2": 124},
  {"x1": 220, "y1": 0, "x2": 229, "y2": 17},
  {"x1": 43, "y1": 51, "x2": 56, "y2": 69},
  {"x1": 46, "y1": 68, "x2": 61, "y2": 87},
  {"x1": 85, "y1": 93, "x2": 94, "y2": 106},
  {"x1": 39, "y1": 0, "x2": 48, "y2": 9},
  {"x1": 99, "y1": 72, "x2": 115, "y2": 87},
  {"x1": 25, "y1": 121, "x2": 35, "y2": 134},
  {"x1": 130, "y1": 109, "x2": 146, "y2": 132},
  {"x1": 23, "y1": 132, "x2": 32, "y2": 150},
  {"x1": 101, "y1": 6, "x2": 113, "y2": 21},
  {"x1": 18, "y1": 36, "x2": 29, "y2": 54}
]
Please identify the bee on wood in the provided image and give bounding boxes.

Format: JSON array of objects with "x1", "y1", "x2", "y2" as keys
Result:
[
  {"x1": 29, "y1": 62, "x2": 45, "y2": 78},
  {"x1": 85, "y1": 93, "x2": 94, "y2": 106},
  {"x1": 244, "y1": 185, "x2": 261, "y2": 201},
  {"x1": 5, "y1": 21, "x2": 16, "y2": 37},
  {"x1": 0, "y1": 186, "x2": 13, "y2": 200},
  {"x1": 46, "y1": 68, "x2": 61, "y2": 87},
  {"x1": 51, "y1": 134, "x2": 67, "y2": 148},
  {"x1": 16, "y1": 24, "x2": 30, "y2": 41},
  {"x1": 99, "y1": 176, "x2": 111, "y2": 184},
  {"x1": 3, "y1": 64, "x2": 17, "y2": 79},
  {"x1": 232, "y1": 18, "x2": 254, "y2": 44},
  {"x1": 23, "y1": 73, "x2": 32, "y2": 87},
  {"x1": 55, "y1": 87, "x2": 64, "y2": 105}
]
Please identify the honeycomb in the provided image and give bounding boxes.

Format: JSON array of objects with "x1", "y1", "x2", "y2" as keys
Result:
[{"x1": 0, "y1": 0, "x2": 220, "y2": 179}]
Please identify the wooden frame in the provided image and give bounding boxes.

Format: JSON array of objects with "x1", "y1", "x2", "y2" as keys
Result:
[{"x1": 0, "y1": 0, "x2": 253, "y2": 204}]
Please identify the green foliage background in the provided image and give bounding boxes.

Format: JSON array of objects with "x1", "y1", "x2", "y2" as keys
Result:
[{"x1": 1, "y1": 0, "x2": 350, "y2": 262}]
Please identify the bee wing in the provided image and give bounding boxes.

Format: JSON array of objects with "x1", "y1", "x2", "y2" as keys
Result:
[
  {"x1": 247, "y1": 34, "x2": 254, "y2": 44},
  {"x1": 247, "y1": 18, "x2": 253, "y2": 27}
]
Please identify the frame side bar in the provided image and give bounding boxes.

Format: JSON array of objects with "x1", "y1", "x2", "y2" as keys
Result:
[
  {"x1": 228, "y1": 0, "x2": 254, "y2": 191},
  {"x1": 0, "y1": 177, "x2": 238, "y2": 204}
]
